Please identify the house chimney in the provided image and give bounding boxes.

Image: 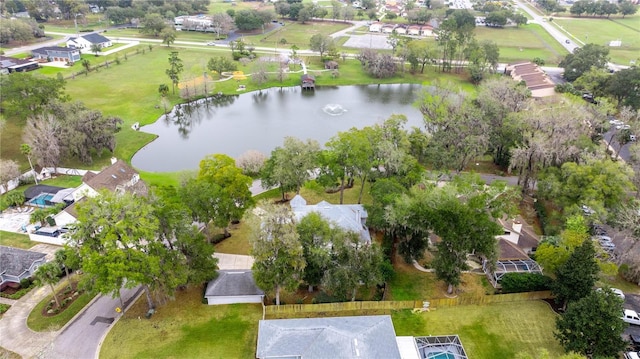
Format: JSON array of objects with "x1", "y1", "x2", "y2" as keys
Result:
[
  {"x1": 512, "y1": 220, "x2": 523, "y2": 234},
  {"x1": 110, "y1": 157, "x2": 117, "y2": 165}
]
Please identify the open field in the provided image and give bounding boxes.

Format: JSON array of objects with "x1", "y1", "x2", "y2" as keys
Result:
[
  {"x1": 100, "y1": 286, "x2": 262, "y2": 359},
  {"x1": 475, "y1": 24, "x2": 568, "y2": 65},
  {"x1": 255, "y1": 21, "x2": 351, "y2": 48},
  {"x1": 554, "y1": 17, "x2": 640, "y2": 65}
]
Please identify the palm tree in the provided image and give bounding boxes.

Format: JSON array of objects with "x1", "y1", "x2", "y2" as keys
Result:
[
  {"x1": 20, "y1": 143, "x2": 38, "y2": 184},
  {"x1": 90, "y1": 43, "x2": 101, "y2": 56},
  {"x1": 33, "y1": 262, "x2": 62, "y2": 307}
]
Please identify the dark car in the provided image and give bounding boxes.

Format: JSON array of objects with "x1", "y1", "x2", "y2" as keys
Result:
[{"x1": 631, "y1": 334, "x2": 640, "y2": 350}]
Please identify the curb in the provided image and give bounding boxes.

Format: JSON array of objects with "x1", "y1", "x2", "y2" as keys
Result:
[
  {"x1": 93, "y1": 287, "x2": 144, "y2": 359},
  {"x1": 57, "y1": 292, "x2": 101, "y2": 334}
]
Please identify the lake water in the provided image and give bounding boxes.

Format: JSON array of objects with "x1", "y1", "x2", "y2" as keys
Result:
[{"x1": 132, "y1": 84, "x2": 426, "y2": 172}]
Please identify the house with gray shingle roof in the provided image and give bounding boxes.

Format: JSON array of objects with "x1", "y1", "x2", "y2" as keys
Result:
[
  {"x1": 0, "y1": 246, "x2": 47, "y2": 290},
  {"x1": 31, "y1": 46, "x2": 80, "y2": 63},
  {"x1": 256, "y1": 315, "x2": 402, "y2": 359},
  {"x1": 66, "y1": 33, "x2": 112, "y2": 52},
  {"x1": 204, "y1": 270, "x2": 264, "y2": 305},
  {"x1": 290, "y1": 195, "x2": 371, "y2": 244}
]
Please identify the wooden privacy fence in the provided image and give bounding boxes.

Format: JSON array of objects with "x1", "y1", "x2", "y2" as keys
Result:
[{"x1": 263, "y1": 291, "x2": 552, "y2": 316}]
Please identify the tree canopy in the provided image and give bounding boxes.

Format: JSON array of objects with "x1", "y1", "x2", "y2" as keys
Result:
[{"x1": 559, "y1": 44, "x2": 610, "y2": 82}]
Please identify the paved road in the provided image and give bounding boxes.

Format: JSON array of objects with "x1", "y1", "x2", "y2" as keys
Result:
[
  {"x1": 46, "y1": 286, "x2": 142, "y2": 359},
  {"x1": 514, "y1": 0, "x2": 579, "y2": 53}
]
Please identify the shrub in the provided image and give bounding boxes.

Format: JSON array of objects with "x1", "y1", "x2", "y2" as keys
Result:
[
  {"x1": 500, "y1": 272, "x2": 553, "y2": 293},
  {"x1": 20, "y1": 278, "x2": 32, "y2": 288},
  {"x1": 314, "y1": 292, "x2": 339, "y2": 303}
]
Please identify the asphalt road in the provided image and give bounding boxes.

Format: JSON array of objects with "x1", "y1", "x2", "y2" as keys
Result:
[
  {"x1": 513, "y1": 0, "x2": 579, "y2": 53},
  {"x1": 46, "y1": 286, "x2": 143, "y2": 359}
]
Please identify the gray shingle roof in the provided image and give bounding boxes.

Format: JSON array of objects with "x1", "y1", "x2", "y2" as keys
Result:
[
  {"x1": 80, "y1": 33, "x2": 110, "y2": 44},
  {"x1": 204, "y1": 270, "x2": 264, "y2": 297},
  {"x1": 31, "y1": 47, "x2": 78, "y2": 55},
  {"x1": 0, "y1": 246, "x2": 46, "y2": 277},
  {"x1": 256, "y1": 315, "x2": 402, "y2": 359},
  {"x1": 290, "y1": 195, "x2": 371, "y2": 243}
]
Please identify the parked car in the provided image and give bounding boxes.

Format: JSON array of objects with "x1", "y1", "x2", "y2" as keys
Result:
[
  {"x1": 623, "y1": 309, "x2": 640, "y2": 326},
  {"x1": 600, "y1": 241, "x2": 616, "y2": 250},
  {"x1": 617, "y1": 124, "x2": 631, "y2": 130},
  {"x1": 582, "y1": 205, "x2": 596, "y2": 216},
  {"x1": 596, "y1": 287, "x2": 625, "y2": 300},
  {"x1": 206, "y1": 41, "x2": 216, "y2": 46},
  {"x1": 630, "y1": 334, "x2": 640, "y2": 350},
  {"x1": 625, "y1": 352, "x2": 640, "y2": 359},
  {"x1": 594, "y1": 235, "x2": 612, "y2": 242}
]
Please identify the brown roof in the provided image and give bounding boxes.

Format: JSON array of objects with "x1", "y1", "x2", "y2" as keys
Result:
[
  {"x1": 498, "y1": 238, "x2": 530, "y2": 260},
  {"x1": 498, "y1": 217, "x2": 540, "y2": 250},
  {"x1": 84, "y1": 160, "x2": 148, "y2": 196}
]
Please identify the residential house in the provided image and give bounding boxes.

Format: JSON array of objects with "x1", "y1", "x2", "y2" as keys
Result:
[
  {"x1": 256, "y1": 315, "x2": 469, "y2": 359},
  {"x1": 407, "y1": 25, "x2": 422, "y2": 36},
  {"x1": 0, "y1": 246, "x2": 47, "y2": 290},
  {"x1": 382, "y1": 24, "x2": 396, "y2": 33},
  {"x1": 204, "y1": 270, "x2": 264, "y2": 305},
  {"x1": 49, "y1": 158, "x2": 148, "y2": 239},
  {"x1": 369, "y1": 22, "x2": 383, "y2": 32},
  {"x1": 31, "y1": 46, "x2": 80, "y2": 63},
  {"x1": 420, "y1": 25, "x2": 435, "y2": 37},
  {"x1": 66, "y1": 33, "x2": 112, "y2": 52},
  {"x1": 0, "y1": 56, "x2": 39, "y2": 74},
  {"x1": 256, "y1": 316, "x2": 402, "y2": 359},
  {"x1": 483, "y1": 217, "x2": 543, "y2": 287},
  {"x1": 395, "y1": 24, "x2": 408, "y2": 34},
  {"x1": 290, "y1": 195, "x2": 371, "y2": 244},
  {"x1": 505, "y1": 61, "x2": 555, "y2": 97}
]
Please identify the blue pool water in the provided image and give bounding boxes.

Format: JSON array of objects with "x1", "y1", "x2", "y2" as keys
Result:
[
  {"x1": 28, "y1": 193, "x2": 54, "y2": 207},
  {"x1": 427, "y1": 353, "x2": 455, "y2": 359}
]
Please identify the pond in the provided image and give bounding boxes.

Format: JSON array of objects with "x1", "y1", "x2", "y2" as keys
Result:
[{"x1": 132, "y1": 84, "x2": 426, "y2": 172}]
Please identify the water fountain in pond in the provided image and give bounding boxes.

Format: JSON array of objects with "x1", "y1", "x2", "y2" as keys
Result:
[{"x1": 322, "y1": 103, "x2": 347, "y2": 116}]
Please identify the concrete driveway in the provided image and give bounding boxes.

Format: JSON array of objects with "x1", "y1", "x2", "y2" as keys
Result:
[{"x1": 214, "y1": 253, "x2": 254, "y2": 270}]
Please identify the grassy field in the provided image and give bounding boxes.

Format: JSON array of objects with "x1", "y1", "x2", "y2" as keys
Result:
[
  {"x1": 0, "y1": 347, "x2": 21, "y2": 359},
  {"x1": 0, "y1": 231, "x2": 33, "y2": 249},
  {"x1": 392, "y1": 301, "x2": 564, "y2": 358},
  {"x1": 554, "y1": 16, "x2": 640, "y2": 65},
  {"x1": 256, "y1": 21, "x2": 351, "y2": 48},
  {"x1": 475, "y1": 24, "x2": 568, "y2": 65},
  {"x1": 100, "y1": 286, "x2": 262, "y2": 359}
]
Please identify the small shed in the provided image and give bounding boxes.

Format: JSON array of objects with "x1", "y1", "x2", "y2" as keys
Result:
[
  {"x1": 301, "y1": 74, "x2": 315, "y2": 90},
  {"x1": 324, "y1": 60, "x2": 339, "y2": 70},
  {"x1": 204, "y1": 270, "x2": 264, "y2": 305}
]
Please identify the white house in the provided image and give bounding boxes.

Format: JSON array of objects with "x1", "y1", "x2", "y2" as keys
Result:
[
  {"x1": 290, "y1": 195, "x2": 371, "y2": 244},
  {"x1": 66, "y1": 33, "x2": 112, "y2": 52},
  {"x1": 51, "y1": 158, "x2": 148, "y2": 235},
  {"x1": 204, "y1": 270, "x2": 264, "y2": 305}
]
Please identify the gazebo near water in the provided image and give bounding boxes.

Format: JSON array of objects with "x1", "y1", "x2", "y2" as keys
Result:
[{"x1": 300, "y1": 74, "x2": 315, "y2": 90}]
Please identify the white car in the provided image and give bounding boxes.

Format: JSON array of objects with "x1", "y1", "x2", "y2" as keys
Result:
[
  {"x1": 617, "y1": 124, "x2": 631, "y2": 130},
  {"x1": 625, "y1": 352, "x2": 640, "y2": 359},
  {"x1": 206, "y1": 41, "x2": 216, "y2": 46},
  {"x1": 597, "y1": 287, "x2": 624, "y2": 300},
  {"x1": 623, "y1": 309, "x2": 640, "y2": 326}
]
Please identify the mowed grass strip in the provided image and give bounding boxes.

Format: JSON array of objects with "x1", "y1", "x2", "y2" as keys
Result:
[
  {"x1": 392, "y1": 301, "x2": 564, "y2": 358},
  {"x1": 258, "y1": 21, "x2": 352, "y2": 47},
  {"x1": 554, "y1": 17, "x2": 640, "y2": 64},
  {"x1": 100, "y1": 286, "x2": 262, "y2": 359}
]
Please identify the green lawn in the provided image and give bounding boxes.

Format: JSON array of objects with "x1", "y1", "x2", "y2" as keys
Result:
[
  {"x1": 392, "y1": 301, "x2": 564, "y2": 358},
  {"x1": 0, "y1": 231, "x2": 33, "y2": 249},
  {"x1": 475, "y1": 24, "x2": 568, "y2": 65},
  {"x1": 554, "y1": 17, "x2": 640, "y2": 65},
  {"x1": 256, "y1": 21, "x2": 351, "y2": 48},
  {"x1": 27, "y1": 279, "x2": 95, "y2": 332},
  {"x1": 100, "y1": 286, "x2": 261, "y2": 359}
]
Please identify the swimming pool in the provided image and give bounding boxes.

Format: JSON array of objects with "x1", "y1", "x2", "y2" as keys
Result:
[
  {"x1": 427, "y1": 352, "x2": 455, "y2": 359},
  {"x1": 28, "y1": 193, "x2": 54, "y2": 207}
]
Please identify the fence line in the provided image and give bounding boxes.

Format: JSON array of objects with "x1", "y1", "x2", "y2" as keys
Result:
[{"x1": 263, "y1": 291, "x2": 552, "y2": 316}]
